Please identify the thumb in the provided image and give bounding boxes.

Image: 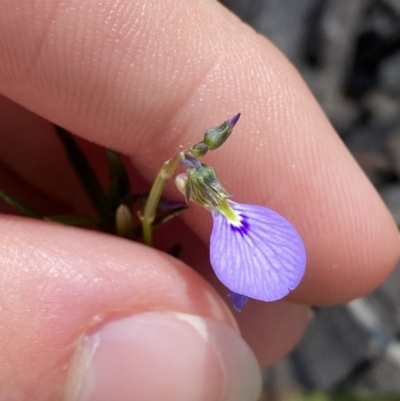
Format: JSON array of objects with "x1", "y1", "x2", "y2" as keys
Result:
[
  {"x1": 0, "y1": 217, "x2": 261, "y2": 401},
  {"x1": 65, "y1": 312, "x2": 260, "y2": 401}
]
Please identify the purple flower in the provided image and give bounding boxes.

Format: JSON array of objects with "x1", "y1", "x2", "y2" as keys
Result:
[
  {"x1": 210, "y1": 200, "x2": 306, "y2": 311},
  {"x1": 175, "y1": 159, "x2": 306, "y2": 312}
]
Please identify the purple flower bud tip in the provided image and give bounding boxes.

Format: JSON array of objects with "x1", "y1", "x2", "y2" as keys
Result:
[
  {"x1": 227, "y1": 113, "x2": 241, "y2": 128},
  {"x1": 228, "y1": 291, "x2": 248, "y2": 312},
  {"x1": 210, "y1": 200, "x2": 306, "y2": 309}
]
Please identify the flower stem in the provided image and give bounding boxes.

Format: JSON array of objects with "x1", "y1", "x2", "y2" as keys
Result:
[{"x1": 142, "y1": 151, "x2": 184, "y2": 245}]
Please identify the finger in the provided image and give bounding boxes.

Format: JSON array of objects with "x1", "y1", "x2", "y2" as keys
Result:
[
  {"x1": 0, "y1": 0, "x2": 398, "y2": 307},
  {"x1": 0, "y1": 216, "x2": 266, "y2": 400},
  {"x1": 165, "y1": 220, "x2": 310, "y2": 366},
  {"x1": 0, "y1": 125, "x2": 309, "y2": 370}
]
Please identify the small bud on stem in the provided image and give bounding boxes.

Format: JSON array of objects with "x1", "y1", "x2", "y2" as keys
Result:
[
  {"x1": 141, "y1": 114, "x2": 240, "y2": 245},
  {"x1": 204, "y1": 113, "x2": 240, "y2": 151}
]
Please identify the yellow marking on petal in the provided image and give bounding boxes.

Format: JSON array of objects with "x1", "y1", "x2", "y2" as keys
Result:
[{"x1": 215, "y1": 200, "x2": 241, "y2": 226}]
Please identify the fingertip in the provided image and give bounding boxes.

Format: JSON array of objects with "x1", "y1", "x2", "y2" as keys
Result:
[
  {"x1": 65, "y1": 312, "x2": 262, "y2": 401},
  {"x1": 0, "y1": 216, "x2": 239, "y2": 398},
  {"x1": 235, "y1": 300, "x2": 309, "y2": 367},
  {"x1": 291, "y1": 179, "x2": 400, "y2": 305}
]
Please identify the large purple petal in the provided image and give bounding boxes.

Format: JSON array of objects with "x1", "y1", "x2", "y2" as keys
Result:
[{"x1": 210, "y1": 201, "x2": 306, "y2": 302}]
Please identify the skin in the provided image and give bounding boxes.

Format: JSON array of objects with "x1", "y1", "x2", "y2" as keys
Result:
[{"x1": 0, "y1": 0, "x2": 399, "y2": 398}]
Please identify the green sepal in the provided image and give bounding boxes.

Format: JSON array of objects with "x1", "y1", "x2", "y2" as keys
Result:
[{"x1": 186, "y1": 167, "x2": 229, "y2": 207}]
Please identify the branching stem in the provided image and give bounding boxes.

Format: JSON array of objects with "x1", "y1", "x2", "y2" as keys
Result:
[{"x1": 142, "y1": 152, "x2": 184, "y2": 245}]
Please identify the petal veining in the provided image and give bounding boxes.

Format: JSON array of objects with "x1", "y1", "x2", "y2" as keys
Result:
[{"x1": 210, "y1": 201, "x2": 306, "y2": 302}]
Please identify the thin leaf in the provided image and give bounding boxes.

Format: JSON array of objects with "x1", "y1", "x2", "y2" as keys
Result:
[
  {"x1": 156, "y1": 199, "x2": 187, "y2": 211},
  {"x1": 0, "y1": 190, "x2": 43, "y2": 218},
  {"x1": 133, "y1": 206, "x2": 188, "y2": 239},
  {"x1": 153, "y1": 206, "x2": 188, "y2": 227},
  {"x1": 54, "y1": 126, "x2": 110, "y2": 226},
  {"x1": 44, "y1": 214, "x2": 98, "y2": 228},
  {"x1": 106, "y1": 149, "x2": 130, "y2": 211},
  {"x1": 138, "y1": 194, "x2": 187, "y2": 212}
]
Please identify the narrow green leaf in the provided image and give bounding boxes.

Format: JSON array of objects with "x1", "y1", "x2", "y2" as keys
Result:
[
  {"x1": 133, "y1": 206, "x2": 188, "y2": 240},
  {"x1": 54, "y1": 126, "x2": 111, "y2": 229},
  {"x1": 153, "y1": 206, "x2": 188, "y2": 227},
  {"x1": 106, "y1": 149, "x2": 130, "y2": 211},
  {"x1": 44, "y1": 214, "x2": 98, "y2": 228},
  {"x1": 0, "y1": 190, "x2": 43, "y2": 218}
]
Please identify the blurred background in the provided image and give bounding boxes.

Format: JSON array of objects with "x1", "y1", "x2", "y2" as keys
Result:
[{"x1": 218, "y1": 0, "x2": 400, "y2": 400}]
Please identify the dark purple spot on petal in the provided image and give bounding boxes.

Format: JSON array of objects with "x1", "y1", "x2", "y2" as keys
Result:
[{"x1": 229, "y1": 215, "x2": 250, "y2": 236}]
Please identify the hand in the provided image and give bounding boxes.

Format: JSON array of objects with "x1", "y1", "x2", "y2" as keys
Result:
[{"x1": 0, "y1": 1, "x2": 398, "y2": 400}]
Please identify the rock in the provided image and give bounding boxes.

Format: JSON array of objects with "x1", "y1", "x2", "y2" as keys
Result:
[
  {"x1": 380, "y1": 51, "x2": 400, "y2": 93},
  {"x1": 380, "y1": 184, "x2": 400, "y2": 225},
  {"x1": 354, "y1": 151, "x2": 393, "y2": 188},
  {"x1": 386, "y1": 128, "x2": 400, "y2": 177}
]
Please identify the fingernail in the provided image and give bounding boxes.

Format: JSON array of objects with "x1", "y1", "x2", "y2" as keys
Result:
[{"x1": 64, "y1": 312, "x2": 262, "y2": 401}]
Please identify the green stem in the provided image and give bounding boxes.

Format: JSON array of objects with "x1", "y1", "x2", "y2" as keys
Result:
[{"x1": 142, "y1": 152, "x2": 184, "y2": 245}]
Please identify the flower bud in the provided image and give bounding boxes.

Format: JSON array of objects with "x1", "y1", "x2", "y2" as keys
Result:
[
  {"x1": 203, "y1": 113, "x2": 240, "y2": 150},
  {"x1": 115, "y1": 204, "x2": 133, "y2": 238}
]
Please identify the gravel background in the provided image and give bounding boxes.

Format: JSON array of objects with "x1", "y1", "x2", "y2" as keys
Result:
[{"x1": 219, "y1": 0, "x2": 400, "y2": 398}]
